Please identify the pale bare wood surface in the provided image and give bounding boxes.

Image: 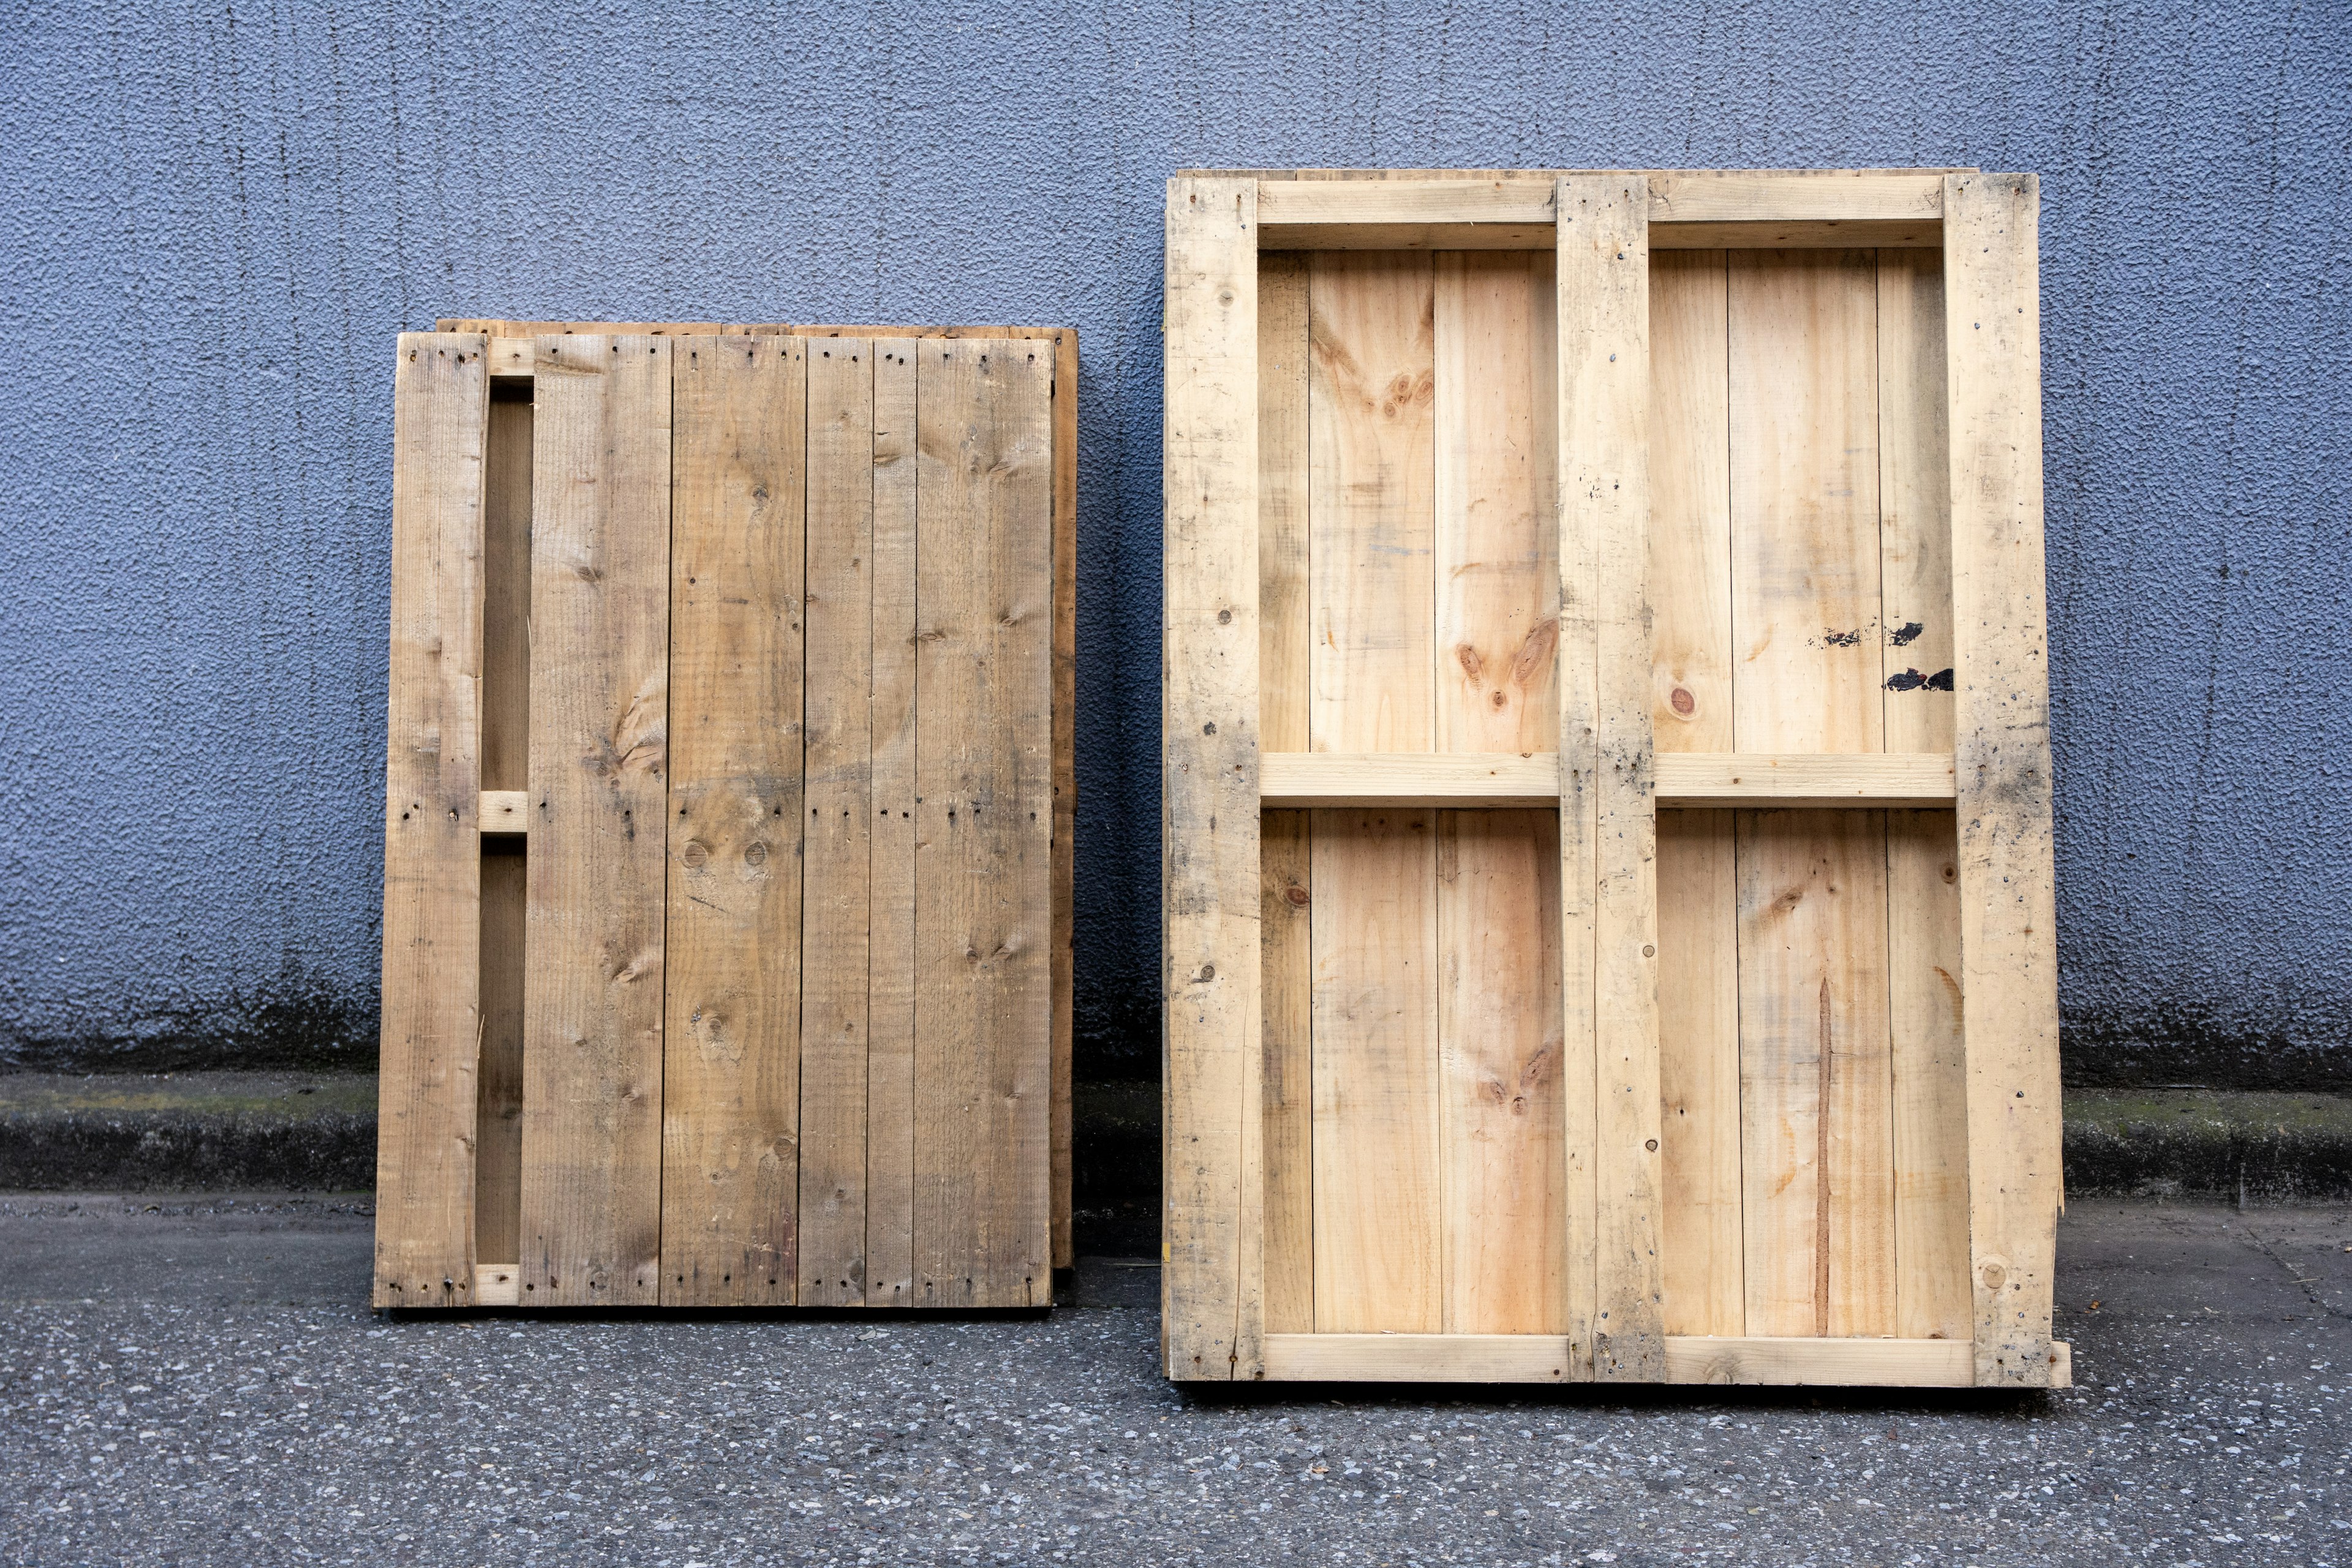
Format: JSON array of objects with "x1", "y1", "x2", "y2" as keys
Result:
[
  {"x1": 518, "y1": 334, "x2": 671, "y2": 1308},
  {"x1": 1259, "y1": 750, "x2": 1954, "y2": 807},
  {"x1": 1261, "y1": 751, "x2": 1556, "y2": 807},
  {"x1": 1879, "y1": 251, "x2": 1956, "y2": 752},
  {"x1": 1050, "y1": 329, "x2": 1079, "y2": 1272},
  {"x1": 1161, "y1": 177, "x2": 1262, "y2": 1379},
  {"x1": 1736, "y1": 810, "x2": 1894, "y2": 1338},
  {"x1": 1569, "y1": 176, "x2": 1665, "y2": 1379},
  {"x1": 915, "y1": 339, "x2": 1055, "y2": 1307},
  {"x1": 660, "y1": 335, "x2": 805, "y2": 1308},
  {"x1": 472, "y1": 1264, "x2": 521, "y2": 1306},
  {"x1": 1655, "y1": 752, "x2": 1955, "y2": 805},
  {"x1": 1257, "y1": 252, "x2": 1314, "y2": 1338},
  {"x1": 799, "y1": 339, "x2": 876, "y2": 1308},
  {"x1": 1887, "y1": 809, "x2": 1971, "y2": 1341},
  {"x1": 1310, "y1": 809, "x2": 1441, "y2": 1333},
  {"x1": 1259, "y1": 811, "x2": 1314, "y2": 1335},
  {"x1": 1945, "y1": 172, "x2": 2062, "y2": 1387},
  {"x1": 1649, "y1": 251, "x2": 1733, "y2": 753},
  {"x1": 867, "y1": 342, "x2": 920, "y2": 1305},
  {"x1": 1435, "y1": 251, "x2": 1559, "y2": 755},
  {"x1": 1436, "y1": 810, "x2": 1565, "y2": 1333},
  {"x1": 375, "y1": 332, "x2": 489, "y2": 1308},
  {"x1": 1309, "y1": 250, "x2": 1436, "y2": 753},
  {"x1": 1657, "y1": 810, "x2": 1741, "y2": 1337},
  {"x1": 1648, "y1": 172, "x2": 1942, "y2": 225},
  {"x1": 1261, "y1": 1333, "x2": 1980, "y2": 1385},
  {"x1": 478, "y1": 790, "x2": 529, "y2": 834},
  {"x1": 1729, "y1": 249, "x2": 1885, "y2": 756}
]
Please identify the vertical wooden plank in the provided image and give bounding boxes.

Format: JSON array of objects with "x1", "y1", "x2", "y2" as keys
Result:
[
  {"x1": 1657, "y1": 809, "x2": 1741, "y2": 1337},
  {"x1": 1648, "y1": 251, "x2": 1733, "y2": 753},
  {"x1": 660, "y1": 334, "x2": 806, "y2": 1308},
  {"x1": 914, "y1": 337, "x2": 1055, "y2": 1307},
  {"x1": 1735, "y1": 810, "x2": 1894, "y2": 1338},
  {"x1": 1728, "y1": 249, "x2": 1885, "y2": 755},
  {"x1": 1050, "y1": 328, "x2": 1079, "y2": 1273},
  {"x1": 801, "y1": 338, "x2": 876, "y2": 1308},
  {"x1": 1308, "y1": 250, "x2": 1435, "y2": 752},
  {"x1": 1436, "y1": 810, "x2": 1564, "y2": 1334},
  {"x1": 1257, "y1": 252, "x2": 1314, "y2": 1336},
  {"x1": 1560, "y1": 175, "x2": 1663, "y2": 1379},
  {"x1": 1434, "y1": 250, "x2": 1559, "y2": 754},
  {"x1": 1162, "y1": 176, "x2": 1261, "y2": 1380},
  {"x1": 867, "y1": 341, "x2": 921, "y2": 1305},
  {"x1": 518, "y1": 334, "x2": 671, "y2": 1308},
  {"x1": 1887, "y1": 809, "x2": 1970, "y2": 1341},
  {"x1": 1945, "y1": 172, "x2": 2062, "y2": 1387},
  {"x1": 375, "y1": 331, "x2": 489, "y2": 1308},
  {"x1": 473, "y1": 393, "x2": 532, "y2": 1270},
  {"x1": 1879, "y1": 251, "x2": 1955, "y2": 753},
  {"x1": 1310, "y1": 808, "x2": 1440, "y2": 1333}
]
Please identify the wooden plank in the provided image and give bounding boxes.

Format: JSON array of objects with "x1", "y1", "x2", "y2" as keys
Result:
[
  {"x1": 375, "y1": 331, "x2": 489, "y2": 1308},
  {"x1": 1050, "y1": 328, "x2": 1079, "y2": 1273},
  {"x1": 1656, "y1": 752, "x2": 1955, "y2": 806},
  {"x1": 472, "y1": 1264, "x2": 521, "y2": 1306},
  {"x1": 1161, "y1": 176, "x2": 1262, "y2": 1379},
  {"x1": 1260, "y1": 750, "x2": 1953, "y2": 808},
  {"x1": 1260, "y1": 178, "x2": 1555, "y2": 228},
  {"x1": 1265, "y1": 1333, "x2": 1573, "y2": 1382},
  {"x1": 1436, "y1": 810, "x2": 1564, "y2": 1333},
  {"x1": 1648, "y1": 251, "x2": 1732, "y2": 753},
  {"x1": 1653, "y1": 221, "x2": 1941, "y2": 252},
  {"x1": 479, "y1": 790, "x2": 530, "y2": 834},
  {"x1": 517, "y1": 333, "x2": 671, "y2": 1308},
  {"x1": 660, "y1": 334, "x2": 805, "y2": 1308},
  {"x1": 1728, "y1": 249, "x2": 1885, "y2": 756},
  {"x1": 1310, "y1": 807, "x2": 1441, "y2": 1333},
  {"x1": 1657, "y1": 810, "x2": 1741, "y2": 1337},
  {"x1": 1945, "y1": 172, "x2": 2062, "y2": 1388},
  {"x1": 1887, "y1": 809, "x2": 1970, "y2": 1341},
  {"x1": 1261, "y1": 751, "x2": 1556, "y2": 807},
  {"x1": 914, "y1": 337, "x2": 1055, "y2": 1308},
  {"x1": 1662, "y1": 1335, "x2": 1972, "y2": 1387},
  {"x1": 1308, "y1": 250, "x2": 1436, "y2": 753},
  {"x1": 1879, "y1": 249, "x2": 1955, "y2": 751},
  {"x1": 867, "y1": 340, "x2": 920, "y2": 1305},
  {"x1": 472, "y1": 393, "x2": 532, "y2": 1272},
  {"x1": 1257, "y1": 252, "x2": 1314, "y2": 1338},
  {"x1": 1434, "y1": 251, "x2": 1559, "y2": 754},
  {"x1": 1735, "y1": 810, "x2": 1895, "y2": 1338},
  {"x1": 801, "y1": 338, "x2": 876, "y2": 1307},
  {"x1": 1568, "y1": 176, "x2": 1665, "y2": 1379},
  {"x1": 1260, "y1": 810, "x2": 1314, "y2": 1334},
  {"x1": 475, "y1": 843, "x2": 526, "y2": 1268},
  {"x1": 1262, "y1": 1332, "x2": 1975, "y2": 1385},
  {"x1": 1648, "y1": 172, "x2": 1942, "y2": 225},
  {"x1": 1265, "y1": 222, "x2": 1561, "y2": 252}
]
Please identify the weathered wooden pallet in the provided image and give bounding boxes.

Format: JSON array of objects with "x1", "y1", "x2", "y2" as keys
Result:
[
  {"x1": 376, "y1": 320, "x2": 1075, "y2": 1310},
  {"x1": 1163, "y1": 169, "x2": 2065, "y2": 1386}
]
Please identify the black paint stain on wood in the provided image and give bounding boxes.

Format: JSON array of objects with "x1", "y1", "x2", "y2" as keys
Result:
[
  {"x1": 1888, "y1": 620, "x2": 1925, "y2": 647},
  {"x1": 1885, "y1": 668, "x2": 1954, "y2": 692}
]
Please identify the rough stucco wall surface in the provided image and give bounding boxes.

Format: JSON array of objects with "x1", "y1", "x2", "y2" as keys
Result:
[{"x1": 1, "y1": 4, "x2": 2346, "y2": 1084}]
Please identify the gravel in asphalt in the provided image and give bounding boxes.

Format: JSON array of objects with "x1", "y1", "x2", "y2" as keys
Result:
[{"x1": 1, "y1": 1194, "x2": 2347, "y2": 1566}]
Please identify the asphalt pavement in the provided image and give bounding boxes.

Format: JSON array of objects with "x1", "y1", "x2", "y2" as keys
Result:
[{"x1": 1, "y1": 1194, "x2": 2347, "y2": 1566}]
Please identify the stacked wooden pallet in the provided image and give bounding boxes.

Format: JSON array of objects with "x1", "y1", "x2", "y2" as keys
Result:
[
  {"x1": 1164, "y1": 170, "x2": 2064, "y2": 1387},
  {"x1": 376, "y1": 321, "x2": 1074, "y2": 1310}
]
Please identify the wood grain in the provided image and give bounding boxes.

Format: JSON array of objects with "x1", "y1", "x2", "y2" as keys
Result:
[
  {"x1": 1437, "y1": 810, "x2": 1564, "y2": 1333},
  {"x1": 866, "y1": 341, "x2": 920, "y2": 1304},
  {"x1": 1050, "y1": 328, "x2": 1079, "y2": 1272},
  {"x1": 1887, "y1": 809, "x2": 1970, "y2": 1340},
  {"x1": 1648, "y1": 251, "x2": 1732, "y2": 752},
  {"x1": 914, "y1": 338, "x2": 1054, "y2": 1307},
  {"x1": 1260, "y1": 810, "x2": 1314, "y2": 1333},
  {"x1": 1945, "y1": 173, "x2": 2062, "y2": 1387},
  {"x1": 1728, "y1": 249, "x2": 1884, "y2": 756},
  {"x1": 518, "y1": 334, "x2": 671, "y2": 1308},
  {"x1": 375, "y1": 332, "x2": 489, "y2": 1308},
  {"x1": 1311, "y1": 808, "x2": 1441, "y2": 1333},
  {"x1": 1657, "y1": 809, "x2": 1741, "y2": 1337},
  {"x1": 1161, "y1": 177, "x2": 1262, "y2": 1379},
  {"x1": 1878, "y1": 250, "x2": 1955, "y2": 752},
  {"x1": 800, "y1": 338, "x2": 876, "y2": 1306},
  {"x1": 660, "y1": 335, "x2": 805, "y2": 1308}
]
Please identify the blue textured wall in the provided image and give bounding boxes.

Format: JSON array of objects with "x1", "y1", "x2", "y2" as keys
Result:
[{"x1": 2, "y1": 3, "x2": 2346, "y2": 1084}]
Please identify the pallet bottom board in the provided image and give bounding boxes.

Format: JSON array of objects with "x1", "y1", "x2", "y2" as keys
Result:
[{"x1": 1259, "y1": 1334, "x2": 2070, "y2": 1387}]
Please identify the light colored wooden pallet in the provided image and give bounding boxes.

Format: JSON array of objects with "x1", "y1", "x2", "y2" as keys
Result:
[
  {"x1": 1162, "y1": 168, "x2": 2061, "y2": 1387},
  {"x1": 376, "y1": 320, "x2": 1075, "y2": 1310}
]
